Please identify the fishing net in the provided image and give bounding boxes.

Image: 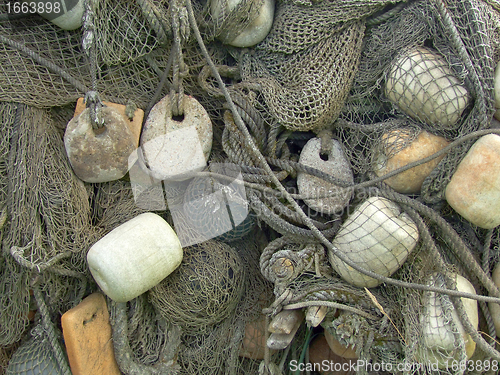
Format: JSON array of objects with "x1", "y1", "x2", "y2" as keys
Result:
[
  {"x1": 338, "y1": 0, "x2": 500, "y2": 203},
  {"x1": 0, "y1": 103, "x2": 97, "y2": 348},
  {"x1": 2, "y1": 0, "x2": 500, "y2": 374},
  {"x1": 149, "y1": 240, "x2": 246, "y2": 330},
  {"x1": 237, "y1": 0, "x2": 403, "y2": 132},
  {"x1": 6, "y1": 329, "x2": 63, "y2": 375}
]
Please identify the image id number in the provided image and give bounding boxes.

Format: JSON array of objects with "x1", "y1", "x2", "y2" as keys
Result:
[
  {"x1": 446, "y1": 359, "x2": 498, "y2": 372},
  {"x1": 6, "y1": 2, "x2": 61, "y2": 14}
]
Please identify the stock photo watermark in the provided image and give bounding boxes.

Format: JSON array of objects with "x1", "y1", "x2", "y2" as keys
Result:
[{"x1": 289, "y1": 359, "x2": 499, "y2": 373}]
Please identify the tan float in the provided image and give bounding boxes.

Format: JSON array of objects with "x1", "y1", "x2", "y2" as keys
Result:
[
  {"x1": 373, "y1": 129, "x2": 449, "y2": 194},
  {"x1": 445, "y1": 134, "x2": 500, "y2": 229},
  {"x1": 240, "y1": 315, "x2": 273, "y2": 360},
  {"x1": 61, "y1": 293, "x2": 121, "y2": 375},
  {"x1": 324, "y1": 329, "x2": 358, "y2": 359},
  {"x1": 308, "y1": 334, "x2": 356, "y2": 375},
  {"x1": 87, "y1": 213, "x2": 183, "y2": 303},
  {"x1": 73, "y1": 98, "x2": 143, "y2": 146}
]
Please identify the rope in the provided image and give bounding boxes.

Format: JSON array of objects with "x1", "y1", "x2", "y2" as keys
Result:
[
  {"x1": 110, "y1": 301, "x2": 181, "y2": 375},
  {"x1": 11, "y1": 244, "x2": 71, "y2": 273},
  {"x1": 32, "y1": 285, "x2": 72, "y2": 375},
  {"x1": 137, "y1": 0, "x2": 171, "y2": 44},
  {"x1": 366, "y1": 1, "x2": 407, "y2": 27},
  {"x1": 283, "y1": 301, "x2": 380, "y2": 320},
  {"x1": 144, "y1": 45, "x2": 175, "y2": 125},
  {"x1": 229, "y1": 93, "x2": 267, "y2": 150},
  {"x1": 248, "y1": 192, "x2": 340, "y2": 240},
  {"x1": 170, "y1": 0, "x2": 189, "y2": 117},
  {"x1": 83, "y1": 0, "x2": 103, "y2": 128}
]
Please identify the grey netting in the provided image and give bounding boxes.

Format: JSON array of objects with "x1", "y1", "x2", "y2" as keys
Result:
[
  {"x1": 6, "y1": 329, "x2": 64, "y2": 375},
  {"x1": 241, "y1": 21, "x2": 364, "y2": 131},
  {"x1": 0, "y1": 103, "x2": 96, "y2": 347},
  {"x1": 149, "y1": 240, "x2": 245, "y2": 330}
]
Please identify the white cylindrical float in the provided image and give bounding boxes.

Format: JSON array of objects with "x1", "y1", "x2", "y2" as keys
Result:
[
  {"x1": 417, "y1": 273, "x2": 478, "y2": 368},
  {"x1": 445, "y1": 134, "x2": 500, "y2": 229},
  {"x1": 328, "y1": 196, "x2": 419, "y2": 288},
  {"x1": 87, "y1": 213, "x2": 183, "y2": 303},
  {"x1": 32, "y1": 0, "x2": 84, "y2": 30},
  {"x1": 385, "y1": 47, "x2": 470, "y2": 130}
]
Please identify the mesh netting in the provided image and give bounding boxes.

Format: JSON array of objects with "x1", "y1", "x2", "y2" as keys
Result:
[
  {"x1": 6, "y1": 329, "x2": 63, "y2": 375},
  {"x1": 0, "y1": 103, "x2": 97, "y2": 347},
  {"x1": 149, "y1": 240, "x2": 246, "y2": 330}
]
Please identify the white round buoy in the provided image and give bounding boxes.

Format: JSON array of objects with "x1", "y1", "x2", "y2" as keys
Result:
[{"x1": 385, "y1": 47, "x2": 470, "y2": 129}]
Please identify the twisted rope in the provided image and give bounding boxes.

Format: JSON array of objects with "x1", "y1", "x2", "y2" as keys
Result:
[
  {"x1": 110, "y1": 301, "x2": 181, "y2": 375},
  {"x1": 32, "y1": 286, "x2": 72, "y2": 375},
  {"x1": 83, "y1": 0, "x2": 103, "y2": 128}
]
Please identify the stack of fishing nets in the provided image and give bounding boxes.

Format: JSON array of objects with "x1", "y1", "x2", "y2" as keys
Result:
[{"x1": 2, "y1": 0, "x2": 500, "y2": 374}]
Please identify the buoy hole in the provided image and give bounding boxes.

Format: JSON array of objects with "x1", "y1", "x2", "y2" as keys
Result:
[
  {"x1": 172, "y1": 114, "x2": 185, "y2": 122},
  {"x1": 320, "y1": 153, "x2": 329, "y2": 161},
  {"x1": 93, "y1": 126, "x2": 107, "y2": 136}
]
